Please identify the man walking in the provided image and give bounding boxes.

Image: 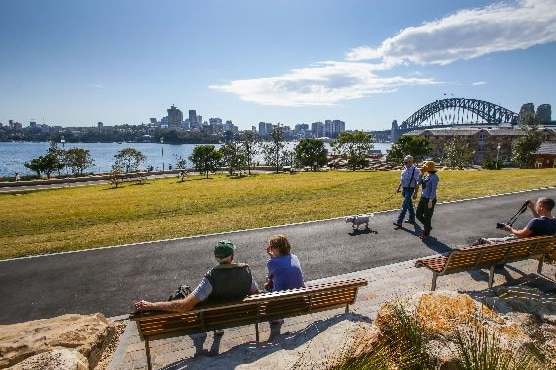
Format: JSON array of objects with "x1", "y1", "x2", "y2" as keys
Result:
[{"x1": 393, "y1": 155, "x2": 419, "y2": 228}]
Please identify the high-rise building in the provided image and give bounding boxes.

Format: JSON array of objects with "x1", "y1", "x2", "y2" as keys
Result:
[
  {"x1": 311, "y1": 121, "x2": 324, "y2": 137},
  {"x1": 258, "y1": 122, "x2": 273, "y2": 136},
  {"x1": 189, "y1": 110, "x2": 199, "y2": 128},
  {"x1": 167, "y1": 105, "x2": 183, "y2": 127},
  {"x1": 519, "y1": 103, "x2": 535, "y2": 116},
  {"x1": 537, "y1": 104, "x2": 552, "y2": 123}
]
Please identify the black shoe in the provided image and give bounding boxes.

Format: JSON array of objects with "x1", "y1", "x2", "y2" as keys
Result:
[
  {"x1": 393, "y1": 222, "x2": 402, "y2": 228},
  {"x1": 494, "y1": 263, "x2": 506, "y2": 271},
  {"x1": 404, "y1": 219, "x2": 416, "y2": 224}
]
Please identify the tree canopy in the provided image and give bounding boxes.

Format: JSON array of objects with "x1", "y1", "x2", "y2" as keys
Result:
[
  {"x1": 294, "y1": 138, "x2": 328, "y2": 170},
  {"x1": 189, "y1": 145, "x2": 222, "y2": 178},
  {"x1": 387, "y1": 136, "x2": 432, "y2": 164},
  {"x1": 331, "y1": 131, "x2": 373, "y2": 171}
]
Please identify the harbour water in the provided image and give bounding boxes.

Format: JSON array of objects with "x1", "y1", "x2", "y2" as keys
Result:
[{"x1": 0, "y1": 141, "x2": 392, "y2": 178}]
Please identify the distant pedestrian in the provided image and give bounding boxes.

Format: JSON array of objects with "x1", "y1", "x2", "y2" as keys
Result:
[
  {"x1": 15, "y1": 172, "x2": 20, "y2": 181},
  {"x1": 414, "y1": 161, "x2": 439, "y2": 239},
  {"x1": 393, "y1": 155, "x2": 419, "y2": 227}
]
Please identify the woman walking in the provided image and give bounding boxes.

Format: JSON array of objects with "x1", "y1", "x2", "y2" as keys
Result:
[{"x1": 415, "y1": 161, "x2": 439, "y2": 239}]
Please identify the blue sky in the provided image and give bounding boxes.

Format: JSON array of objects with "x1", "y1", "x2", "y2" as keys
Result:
[{"x1": 1, "y1": 0, "x2": 555, "y2": 131}]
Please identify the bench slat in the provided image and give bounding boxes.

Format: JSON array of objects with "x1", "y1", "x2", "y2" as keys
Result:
[
  {"x1": 415, "y1": 235, "x2": 556, "y2": 291},
  {"x1": 130, "y1": 277, "x2": 368, "y2": 369}
]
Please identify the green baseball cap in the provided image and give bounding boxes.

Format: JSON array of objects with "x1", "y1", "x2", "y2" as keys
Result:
[{"x1": 214, "y1": 240, "x2": 236, "y2": 258}]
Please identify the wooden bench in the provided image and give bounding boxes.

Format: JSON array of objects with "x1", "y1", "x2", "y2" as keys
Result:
[
  {"x1": 121, "y1": 171, "x2": 148, "y2": 184},
  {"x1": 415, "y1": 235, "x2": 556, "y2": 291},
  {"x1": 129, "y1": 277, "x2": 368, "y2": 370}
]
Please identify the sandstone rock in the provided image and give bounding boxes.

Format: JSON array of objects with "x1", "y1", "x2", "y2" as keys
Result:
[
  {"x1": 374, "y1": 290, "x2": 556, "y2": 368},
  {"x1": 0, "y1": 313, "x2": 116, "y2": 369},
  {"x1": 7, "y1": 348, "x2": 88, "y2": 370}
]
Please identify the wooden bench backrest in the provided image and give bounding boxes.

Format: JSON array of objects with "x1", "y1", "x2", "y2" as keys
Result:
[
  {"x1": 442, "y1": 236, "x2": 556, "y2": 274},
  {"x1": 131, "y1": 278, "x2": 368, "y2": 339}
]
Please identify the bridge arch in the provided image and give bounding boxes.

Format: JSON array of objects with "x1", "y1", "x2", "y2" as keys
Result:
[{"x1": 400, "y1": 98, "x2": 518, "y2": 130}]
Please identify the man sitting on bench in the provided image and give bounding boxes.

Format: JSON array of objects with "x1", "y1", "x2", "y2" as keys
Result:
[
  {"x1": 477, "y1": 197, "x2": 556, "y2": 244},
  {"x1": 133, "y1": 240, "x2": 260, "y2": 321}
]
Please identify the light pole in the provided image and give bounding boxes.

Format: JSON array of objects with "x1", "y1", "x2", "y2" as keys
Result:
[
  {"x1": 496, "y1": 143, "x2": 501, "y2": 169},
  {"x1": 60, "y1": 136, "x2": 68, "y2": 184},
  {"x1": 160, "y1": 136, "x2": 164, "y2": 172}
]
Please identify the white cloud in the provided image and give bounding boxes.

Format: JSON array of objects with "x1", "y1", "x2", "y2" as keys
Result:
[
  {"x1": 210, "y1": 61, "x2": 437, "y2": 106},
  {"x1": 91, "y1": 84, "x2": 104, "y2": 89},
  {"x1": 472, "y1": 81, "x2": 487, "y2": 86},
  {"x1": 348, "y1": 0, "x2": 556, "y2": 65},
  {"x1": 211, "y1": 0, "x2": 556, "y2": 107}
]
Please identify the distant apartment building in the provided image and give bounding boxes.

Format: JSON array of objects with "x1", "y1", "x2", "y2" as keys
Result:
[
  {"x1": 537, "y1": 104, "x2": 552, "y2": 123},
  {"x1": 189, "y1": 110, "x2": 201, "y2": 129},
  {"x1": 324, "y1": 119, "x2": 345, "y2": 138},
  {"x1": 311, "y1": 121, "x2": 324, "y2": 137},
  {"x1": 166, "y1": 105, "x2": 183, "y2": 127},
  {"x1": 258, "y1": 122, "x2": 273, "y2": 136}
]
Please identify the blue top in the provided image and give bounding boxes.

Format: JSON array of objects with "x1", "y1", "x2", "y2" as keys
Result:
[
  {"x1": 400, "y1": 165, "x2": 419, "y2": 188},
  {"x1": 419, "y1": 173, "x2": 438, "y2": 200},
  {"x1": 525, "y1": 216, "x2": 556, "y2": 237},
  {"x1": 267, "y1": 254, "x2": 305, "y2": 292}
]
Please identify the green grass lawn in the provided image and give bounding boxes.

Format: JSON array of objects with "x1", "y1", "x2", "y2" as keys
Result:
[{"x1": 1, "y1": 169, "x2": 555, "y2": 260}]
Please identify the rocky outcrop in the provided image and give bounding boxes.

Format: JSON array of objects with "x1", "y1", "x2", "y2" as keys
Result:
[
  {"x1": 0, "y1": 313, "x2": 116, "y2": 370},
  {"x1": 375, "y1": 288, "x2": 556, "y2": 369}
]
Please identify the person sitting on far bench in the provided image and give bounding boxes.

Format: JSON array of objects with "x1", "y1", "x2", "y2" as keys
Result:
[
  {"x1": 478, "y1": 197, "x2": 556, "y2": 244},
  {"x1": 475, "y1": 197, "x2": 556, "y2": 269},
  {"x1": 133, "y1": 240, "x2": 260, "y2": 334}
]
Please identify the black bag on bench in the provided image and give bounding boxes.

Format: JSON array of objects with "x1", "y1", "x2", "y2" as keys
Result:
[{"x1": 167, "y1": 285, "x2": 192, "y2": 301}]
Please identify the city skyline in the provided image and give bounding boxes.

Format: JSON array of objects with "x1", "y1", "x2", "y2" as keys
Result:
[{"x1": 1, "y1": 0, "x2": 555, "y2": 131}]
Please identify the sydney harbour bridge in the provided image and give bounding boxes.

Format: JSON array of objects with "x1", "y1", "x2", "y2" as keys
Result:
[{"x1": 369, "y1": 97, "x2": 519, "y2": 142}]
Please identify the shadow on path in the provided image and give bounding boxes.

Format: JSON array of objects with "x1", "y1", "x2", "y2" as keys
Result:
[{"x1": 160, "y1": 313, "x2": 371, "y2": 370}]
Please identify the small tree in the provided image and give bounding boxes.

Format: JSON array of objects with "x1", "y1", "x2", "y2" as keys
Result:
[
  {"x1": 219, "y1": 141, "x2": 246, "y2": 176},
  {"x1": 294, "y1": 138, "x2": 328, "y2": 170},
  {"x1": 109, "y1": 163, "x2": 124, "y2": 188},
  {"x1": 241, "y1": 131, "x2": 260, "y2": 175},
  {"x1": 330, "y1": 131, "x2": 373, "y2": 171},
  {"x1": 175, "y1": 156, "x2": 189, "y2": 182},
  {"x1": 442, "y1": 136, "x2": 475, "y2": 169},
  {"x1": 114, "y1": 148, "x2": 146, "y2": 173},
  {"x1": 66, "y1": 148, "x2": 94, "y2": 176},
  {"x1": 512, "y1": 113, "x2": 543, "y2": 168},
  {"x1": 189, "y1": 145, "x2": 222, "y2": 179},
  {"x1": 24, "y1": 157, "x2": 44, "y2": 178},
  {"x1": 262, "y1": 126, "x2": 286, "y2": 173},
  {"x1": 387, "y1": 136, "x2": 432, "y2": 164}
]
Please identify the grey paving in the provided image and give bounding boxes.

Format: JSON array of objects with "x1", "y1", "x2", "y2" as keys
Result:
[{"x1": 108, "y1": 259, "x2": 556, "y2": 370}]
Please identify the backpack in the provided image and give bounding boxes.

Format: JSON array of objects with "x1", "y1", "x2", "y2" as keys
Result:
[{"x1": 167, "y1": 284, "x2": 192, "y2": 301}]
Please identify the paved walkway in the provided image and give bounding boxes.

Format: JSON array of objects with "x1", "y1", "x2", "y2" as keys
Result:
[{"x1": 108, "y1": 258, "x2": 556, "y2": 370}]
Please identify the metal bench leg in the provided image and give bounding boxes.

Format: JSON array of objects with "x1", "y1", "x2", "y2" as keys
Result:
[
  {"x1": 431, "y1": 273, "x2": 438, "y2": 291},
  {"x1": 537, "y1": 256, "x2": 544, "y2": 274},
  {"x1": 255, "y1": 322, "x2": 259, "y2": 343},
  {"x1": 488, "y1": 266, "x2": 495, "y2": 288},
  {"x1": 145, "y1": 337, "x2": 153, "y2": 370}
]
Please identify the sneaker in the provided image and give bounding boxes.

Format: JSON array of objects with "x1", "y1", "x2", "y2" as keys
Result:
[
  {"x1": 404, "y1": 219, "x2": 416, "y2": 224},
  {"x1": 270, "y1": 319, "x2": 284, "y2": 325},
  {"x1": 419, "y1": 233, "x2": 429, "y2": 239},
  {"x1": 215, "y1": 329, "x2": 224, "y2": 336},
  {"x1": 393, "y1": 222, "x2": 402, "y2": 228}
]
